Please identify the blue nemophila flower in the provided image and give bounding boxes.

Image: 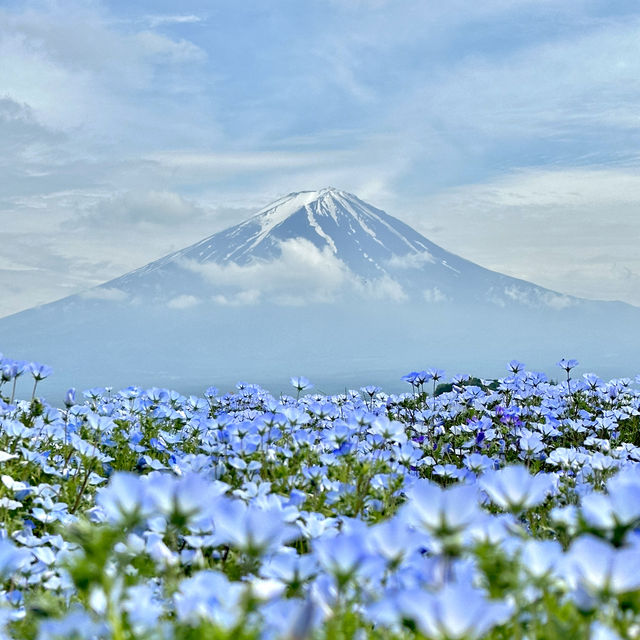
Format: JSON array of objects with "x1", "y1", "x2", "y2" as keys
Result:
[
  {"x1": 399, "y1": 582, "x2": 513, "y2": 639},
  {"x1": 588, "y1": 451, "x2": 617, "y2": 472},
  {"x1": 507, "y1": 360, "x2": 526, "y2": 374},
  {"x1": 122, "y1": 584, "x2": 165, "y2": 633},
  {"x1": 393, "y1": 442, "x2": 425, "y2": 468},
  {"x1": 144, "y1": 473, "x2": 227, "y2": 527},
  {"x1": 558, "y1": 358, "x2": 579, "y2": 373},
  {"x1": 0, "y1": 497, "x2": 22, "y2": 510},
  {"x1": 402, "y1": 480, "x2": 481, "y2": 539},
  {"x1": 64, "y1": 388, "x2": 76, "y2": 409},
  {"x1": 85, "y1": 413, "x2": 114, "y2": 433},
  {"x1": 1, "y1": 364, "x2": 14, "y2": 382},
  {"x1": 29, "y1": 363, "x2": 53, "y2": 382},
  {"x1": 565, "y1": 535, "x2": 640, "y2": 595},
  {"x1": 212, "y1": 498, "x2": 298, "y2": 556},
  {"x1": 518, "y1": 539, "x2": 563, "y2": 579},
  {"x1": 298, "y1": 513, "x2": 336, "y2": 539},
  {"x1": 467, "y1": 512, "x2": 516, "y2": 548},
  {"x1": 582, "y1": 373, "x2": 604, "y2": 392},
  {"x1": 260, "y1": 550, "x2": 318, "y2": 585},
  {"x1": 260, "y1": 597, "x2": 322, "y2": 640},
  {"x1": 313, "y1": 532, "x2": 372, "y2": 587},
  {"x1": 580, "y1": 468, "x2": 640, "y2": 533},
  {"x1": 174, "y1": 570, "x2": 245, "y2": 628},
  {"x1": 245, "y1": 576, "x2": 286, "y2": 602},
  {"x1": 412, "y1": 370, "x2": 432, "y2": 386},
  {"x1": 146, "y1": 532, "x2": 179, "y2": 569},
  {"x1": 365, "y1": 517, "x2": 422, "y2": 567},
  {"x1": 36, "y1": 608, "x2": 108, "y2": 640},
  {"x1": 427, "y1": 368, "x2": 445, "y2": 394},
  {"x1": 0, "y1": 538, "x2": 31, "y2": 578},
  {"x1": 31, "y1": 545, "x2": 57, "y2": 567},
  {"x1": 290, "y1": 376, "x2": 313, "y2": 394},
  {"x1": 463, "y1": 453, "x2": 496, "y2": 474},
  {"x1": 480, "y1": 465, "x2": 555, "y2": 512},
  {"x1": 2, "y1": 474, "x2": 30, "y2": 495},
  {"x1": 546, "y1": 447, "x2": 588, "y2": 470},
  {"x1": 96, "y1": 473, "x2": 154, "y2": 524},
  {"x1": 519, "y1": 433, "x2": 545, "y2": 458},
  {"x1": 401, "y1": 371, "x2": 419, "y2": 386},
  {"x1": 370, "y1": 416, "x2": 407, "y2": 443}
]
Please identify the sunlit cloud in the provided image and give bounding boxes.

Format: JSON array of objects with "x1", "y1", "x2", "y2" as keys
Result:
[{"x1": 178, "y1": 238, "x2": 407, "y2": 306}]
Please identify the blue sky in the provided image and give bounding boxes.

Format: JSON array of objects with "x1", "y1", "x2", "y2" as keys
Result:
[{"x1": 2, "y1": 0, "x2": 640, "y2": 315}]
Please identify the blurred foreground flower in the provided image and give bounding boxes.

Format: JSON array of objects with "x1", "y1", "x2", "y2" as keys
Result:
[
  {"x1": 400, "y1": 582, "x2": 513, "y2": 639},
  {"x1": 480, "y1": 465, "x2": 555, "y2": 513}
]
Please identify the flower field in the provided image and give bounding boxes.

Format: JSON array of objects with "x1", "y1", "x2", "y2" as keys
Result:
[{"x1": 1, "y1": 354, "x2": 640, "y2": 639}]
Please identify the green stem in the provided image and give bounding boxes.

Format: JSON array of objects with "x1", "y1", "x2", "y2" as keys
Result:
[{"x1": 70, "y1": 459, "x2": 96, "y2": 514}]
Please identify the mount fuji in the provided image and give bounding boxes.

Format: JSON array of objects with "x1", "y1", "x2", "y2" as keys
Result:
[
  {"x1": 1, "y1": 188, "x2": 639, "y2": 398},
  {"x1": 100, "y1": 187, "x2": 574, "y2": 309}
]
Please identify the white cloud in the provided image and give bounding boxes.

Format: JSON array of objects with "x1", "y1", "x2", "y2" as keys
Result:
[
  {"x1": 134, "y1": 31, "x2": 206, "y2": 65},
  {"x1": 392, "y1": 16, "x2": 640, "y2": 141},
  {"x1": 358, "y1": 275, "x2": 407, "y2": 302},
  {"x1": 145, "y1": 150, "x2": 356, "y2": 175},
  {"x1": 180, "y1": 238, "x2": 407, "y2": 306},
  {"x1": 0, "y1": 3, "x2": 206, "y2": 133},
  {"x1": 0, "y1": 188, "x2": 254, "y2": 317},
  {"x1": 146, "y1": 15, "x2": 203, "y2": 28},
  {"x1": 181, "y1": 238, "x2": 350, "y2": 305},
  {"x1": 167, "y1": 294, "x2": 200, "y2": 309},
  {"x1": 85, "y1": 190, "x2": 205, "y2": 227},
  {"x1": 212, "y1": 291, "x2": 262, "y2": 307},
  {"x1": 423, "y1": 287, "x2": 447, "y2": 303},
  {"x1": 502, "y1": 285, "x2": 575, "y2": 310}
]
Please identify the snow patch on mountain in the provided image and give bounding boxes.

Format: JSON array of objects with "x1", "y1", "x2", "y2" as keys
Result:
[{"x1": 387, "y1": 251, "x2": 436, "y2": 269}]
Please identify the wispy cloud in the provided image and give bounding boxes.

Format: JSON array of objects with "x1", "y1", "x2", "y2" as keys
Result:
[
  {"x1": 146, "y1": 14, "x2": 203, "y2": 28},
  {"x1": 167, "y1": 294, "x2": 201, "y2": 309},
  {"x1": 179, "y1": 238, "x2": 407, "y2": 306},
  {"x1": 81, "y1": 190, "x2": 206, "y2": 227}
]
